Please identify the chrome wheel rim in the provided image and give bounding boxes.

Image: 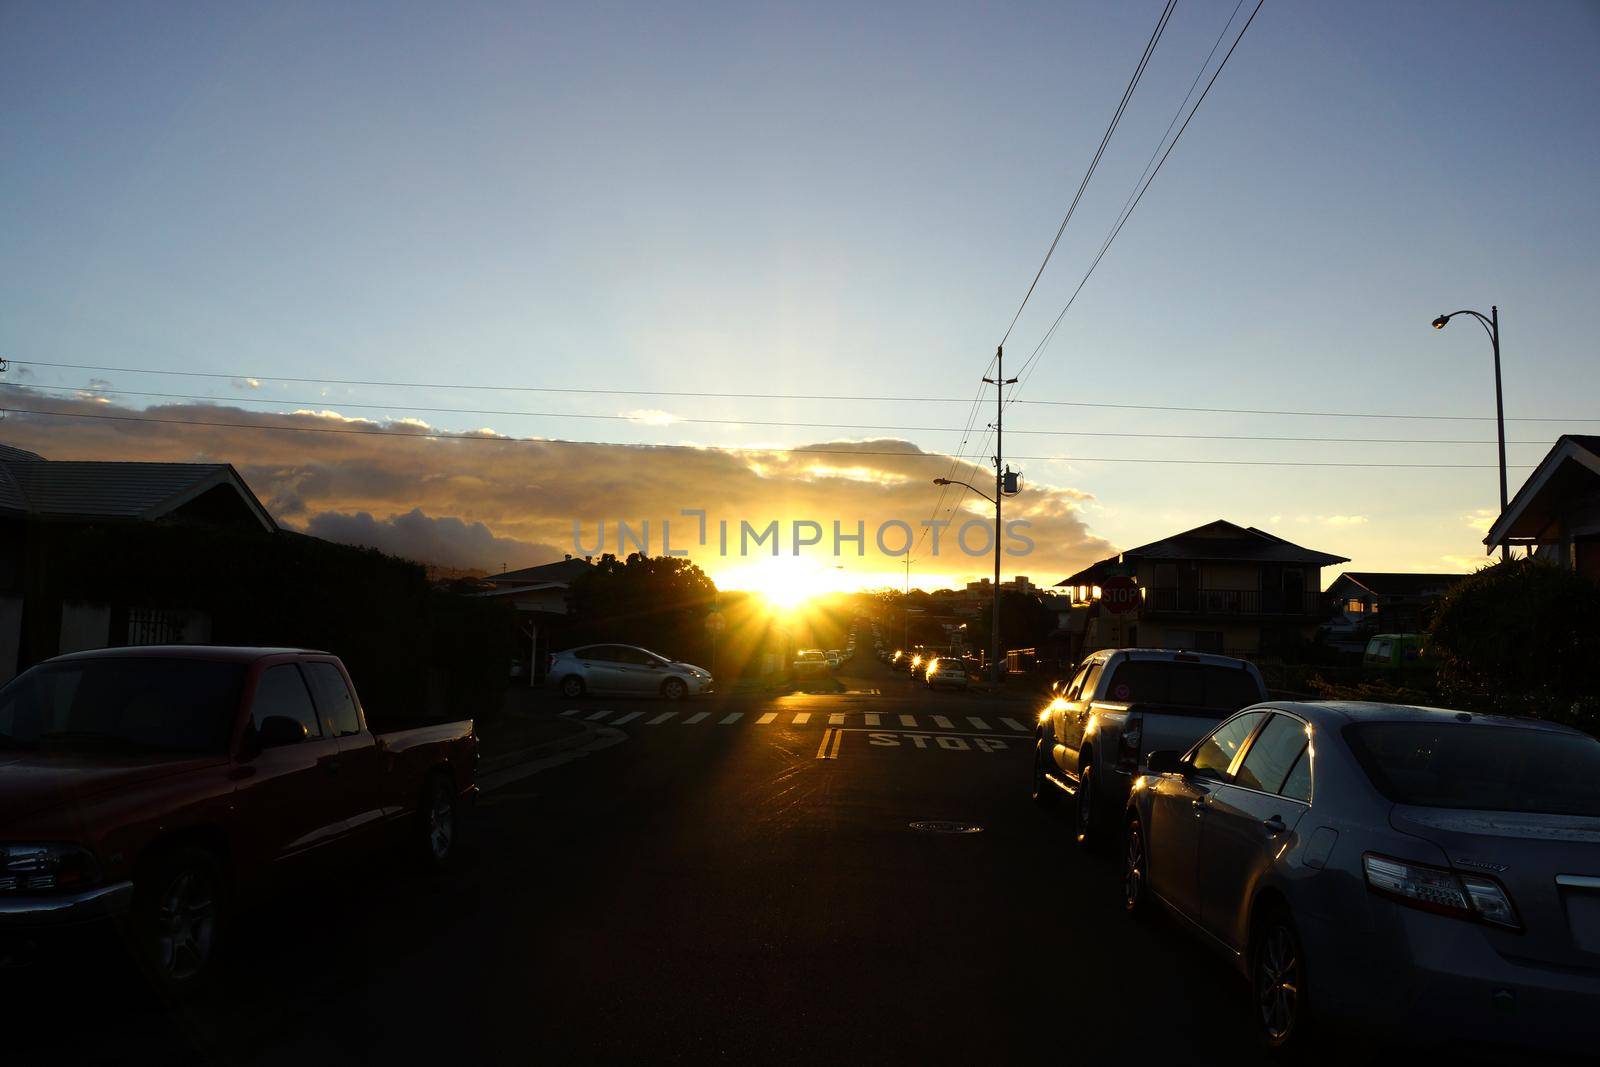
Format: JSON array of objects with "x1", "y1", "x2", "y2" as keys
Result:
[
  {"x1": 1256, "y1": 925, "x2": 1300, "y2": 1041},
  {"x1": 561, "y1": 678, "x2": 582, "y2": 697},
  {"x1": 664, "y1": 680, "x2": 685, "y2": 700},
  {"x1": 155, "y1": 868, "x2": 216, "y2": 981},
  {"x1": 428, "y1": 782, "x2": 454, "y2": 859},
  {"x1": 1124, "y1": 827, "x2": 1144, "y2": 909}
]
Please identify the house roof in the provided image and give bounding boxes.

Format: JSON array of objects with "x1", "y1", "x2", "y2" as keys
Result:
[
  {"x1": 1327, "y1": 572, "x2": 1467, "y2": 598},
  {"x1": 0, "y1": 450, "x2": 275, "y2": 531},
  {"x1": 1485, "y1": 434, "x2": 1600, "y2": 549},
  {"x1": 1056, "y1": 520, "x2": 1349, "y2": 586},
  {"x1": 484, "y1": 556, "x2": 593, "y2": 586}
]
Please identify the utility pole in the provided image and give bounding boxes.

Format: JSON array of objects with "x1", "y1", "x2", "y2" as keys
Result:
[
  {"x1": 902, "y1": 556, "x2": 911, "y2": 653},
  {"x1": 982, "y1": 346, "x2": 1018, "y2": 686}
]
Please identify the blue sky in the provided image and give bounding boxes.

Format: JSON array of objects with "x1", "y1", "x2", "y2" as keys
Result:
[{"x1": 3, "y1": 1, "x2": 1597, "y2": 587}]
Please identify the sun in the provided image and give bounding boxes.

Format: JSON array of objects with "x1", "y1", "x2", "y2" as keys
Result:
[{"x1": 716, "y1": 557, "x2": 844, "y2": 612}]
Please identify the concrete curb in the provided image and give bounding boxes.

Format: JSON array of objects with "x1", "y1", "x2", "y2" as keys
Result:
[{"x1": 477, "y1": 720, "x2": 628, "y2": 792}]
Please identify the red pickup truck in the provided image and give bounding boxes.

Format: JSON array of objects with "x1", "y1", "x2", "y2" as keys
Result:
[{"x1": 0, "y1": 645, "x2": 477, "y2": 985}]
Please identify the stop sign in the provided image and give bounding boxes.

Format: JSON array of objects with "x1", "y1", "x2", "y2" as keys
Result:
[{"x1": 1101, "y1": 577, "x2": 1140, "y2": 615}]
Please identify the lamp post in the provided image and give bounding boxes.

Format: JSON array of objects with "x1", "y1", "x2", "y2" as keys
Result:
[
  {"x1": 934, "y1": 476, "x2": 1006, "y2": 684},
  {"x1": 1431, "y1": 306, "x2": 1508, "y2": 561}
]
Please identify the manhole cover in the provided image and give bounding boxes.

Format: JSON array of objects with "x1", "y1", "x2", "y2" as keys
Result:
[{"x1": 909, "y1": 820, "x2": 983, "y2": 835}]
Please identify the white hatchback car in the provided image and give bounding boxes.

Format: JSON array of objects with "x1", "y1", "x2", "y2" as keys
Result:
[{"x1": 547, "y1": 644, "x2": 712, "y2": 700}]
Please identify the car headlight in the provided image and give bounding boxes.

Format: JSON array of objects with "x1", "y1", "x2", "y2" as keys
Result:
[{"x1": 0, "y1": 843, "x2": 101, "y2": 893}]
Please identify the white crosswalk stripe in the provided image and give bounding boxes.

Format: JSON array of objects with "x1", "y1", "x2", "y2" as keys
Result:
[
  {"x1": 967, "y1": 716, "x2": 991, "y2": 731},
  {"x1": 792, "y1": 712, "x2": 812, "y2": 725},
  {"x1": 586, "y1": 709, "x2": 612, "y2": 722},
  {"x1": 719, "y1": 712, "x2": 743, "y2": 725},
  {"x1": 898, "y1": 714, "x2": 917, "y2": 727},
  {"x1": 684, "y1": 712, "x2": 709, "y2": 724},
  {"x1": 610, "y1": 711, "x2": 644, "y2": 726},
  {"x1": 1000, "y1": 717, "x2": 1029, "y2": 732},
  {"x1": 645, "y1": 712, "x2": 676, "y2": 725},
  {"x1": 864, "y1": 713, "x2": 881, "y2": 726},
  {"x1": 829, "y1": 713, "x2": 845, "y2": 726},
  {"x1": 561, "y1": 709, "x2": 581, "y2": 717},
  {"x1": 932, "y1": 715, "x2": 954, "y2": 729},
  {"x1": 756, "y1": 712, "x2": 778, "y2": 725}
]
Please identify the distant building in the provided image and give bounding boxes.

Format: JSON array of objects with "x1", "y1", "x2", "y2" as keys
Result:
[
  {"x1": 1057, "y1": 520, "x2": 1348, "y2": 658},
  {"x1": 475, "y1": 555, "x2": 595, "y2": 684},
  {"x1": 1484, "y1": 434, "x2": 1600, "y2": 581},
  {"x1": 1324, "y1": 572, "x2": 1465, "y2": 636},
  {"x1": 0, "y1": 444, "x2": 276, "y2": 681}
]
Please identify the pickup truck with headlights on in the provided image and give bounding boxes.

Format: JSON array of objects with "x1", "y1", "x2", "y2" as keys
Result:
[
  {"x1": 0, "y1": 645, "x2": 477, "y2": 986},
  {"x1": 1031, "y1": 649, "x2": 1267, "y2": 849}
]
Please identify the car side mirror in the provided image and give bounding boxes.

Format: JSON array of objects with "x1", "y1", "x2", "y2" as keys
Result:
[
  {"x1": 257, "y1": 715, "x2": 308, "y2": 748},
  {"x1": 1145, "y1": 750, "x2": 1186, "y2": 776}
]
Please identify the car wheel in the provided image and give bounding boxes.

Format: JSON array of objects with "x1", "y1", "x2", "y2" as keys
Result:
[
  {"x1": 1075, "y1": 763, "x2": 1102, "y2": 850},
  {"x1": 417, "y1": 773, "x2": 457, "y2": 870},
  {"x1": 133, "y1": 845, "x2": 227, "y2": 988},
  {"x1": 1123, "y1": 818, "x2": 1149, "y2": 915},
  {"x1": 661, "y1": 677, "x2": 688, "y2": 701},
  {"x1": 560, "y1": 675, "x2": 585, "y2": 698},
  {"x1": 1031, "y1": 738, "x2": 1058, "y2": 807},
  {"x1": 1251, "y1": 907, "x2": 1310, "y2": 1051}
]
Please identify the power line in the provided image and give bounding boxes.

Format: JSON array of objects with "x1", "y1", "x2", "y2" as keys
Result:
[
  {"x1": 1011, "y1": 0, "x2": 1267, "y2": 396},
  {"x1": 998, "y1": 0, "x2": 1176, "y2": 347},
  {"x1": 8, "y1": 358, "x2": 1598, "y2": 423},
  {"x1": 0, "y1": 404, "x2": 1536, "y2": 469}
]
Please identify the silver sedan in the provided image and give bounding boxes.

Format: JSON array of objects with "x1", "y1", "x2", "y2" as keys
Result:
[{"x1": 1121, "y1": 700, "x2": 1600, "y2": 1055}]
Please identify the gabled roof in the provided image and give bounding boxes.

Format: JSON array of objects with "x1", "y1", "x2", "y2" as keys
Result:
[
  {"x1": 1485, "y1": 435, "x2": 1600, "y2": 550},
  {"x1": 485, "y1": 556, "x2": 593, "y2": 586},
  {"x1": 1056, "y1": 520, "x2": 1349, "y2": 586},
  {"x1": 0, "y1": 450, "x2": 275, "y2": 531},
  {"x1": 1328, "y1": 572, "x2": 1467, "y2": 598}
]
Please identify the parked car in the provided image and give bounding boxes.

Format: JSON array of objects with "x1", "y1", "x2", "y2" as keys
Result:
[
  {"x1": 1032, "y1": 649, "x2": 1267, "y2": 848},
  {"x1": 923, "y1": 657, "x2": 969, "y2": 689},
  {"x1": 1362, "y1": 632, "x2": 1429, "y2": 670},
  {"x1": 793, "y1": 649, "x2": 830, "y2": 681},
  {"x1": 1122, "y1": 701, "x2": 1600, "y2": 1056},
  {"x1": 0, "y1": 646, "x2": 477, "y2": 986},
  {"x1": 548, "y1": 644, "x2": 713, "y2": 699},
  {"x1": 825, "y1": 650, "x2": 842, "y2": 669}
]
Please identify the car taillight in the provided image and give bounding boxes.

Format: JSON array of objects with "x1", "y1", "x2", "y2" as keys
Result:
[
  {"x1": 1117, "y1": 714, "x2": 1143, "y2": 773},
  {"x1": 1362, "y1": 853, "x2": 1520, "y2": 930}
]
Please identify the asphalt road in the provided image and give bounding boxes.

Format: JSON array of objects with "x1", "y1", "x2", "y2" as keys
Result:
[{"x1": 9, "y1": 657, "x2": 1536, "y2": 1065}]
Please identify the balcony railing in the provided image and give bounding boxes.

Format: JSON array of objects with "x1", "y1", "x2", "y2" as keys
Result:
[{"x1": 1141, "y1": 588, "x2": 1324, "y2": 617}]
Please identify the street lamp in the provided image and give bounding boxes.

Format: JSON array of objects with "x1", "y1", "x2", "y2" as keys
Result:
[
  {"x1": 1432, "y1": 306, "x2": 1508, "y2": 561},
  {"x1": 933, "y1": 476, "x2": 1007, "y2": 684}
]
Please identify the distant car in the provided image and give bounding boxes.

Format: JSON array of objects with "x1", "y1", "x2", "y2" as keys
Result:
[
  {"x1": 793, "y1": 649, "x2": 830, "y2": 680},
  {"x1": 1122, "y1": 701, "x2": 1600, "y2": 1055},
  {"x1": 825, "y1": 650, "x2": 842, "y2": 669},
  {"x1": 547, "y1": 644, "x2": 712, "y2": 700},
  {"x1": 923, "y1": 657, "x2": 968, "y2": 689},
  {"x1": 1362, "y1": 633, "x2": 1429, "y2": 670}
]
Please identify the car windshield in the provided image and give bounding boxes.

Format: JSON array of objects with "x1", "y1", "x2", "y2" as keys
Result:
[
  {"x1": 0, "y1": 658, "x2": 244, "y2": 754},
  {"x1": 1345, "y1": 722, "x2": 1600, "y2": 817},
  {"x1": 1099, "y1": 660, "x2": 1260, "y2": 710}
]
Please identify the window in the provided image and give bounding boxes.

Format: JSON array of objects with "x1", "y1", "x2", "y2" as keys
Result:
[
  {"x1": 1061, "y1": 664, "x2": 1091, "y2": 701},
  {"x1": 581, "y1": 645, "x2": 626, "y2": 662},
  {"x1": 1344, "y1": 599, "x2": 1366, "y2": 614},
  {"x1": 1078, "y1": 660, "x2": 1106, "y2": 700},
  {"x1": 1235, "y1": 714, "x2": 1309, "y2": 797},
  {"x1": 1191, "y1": 712, "x2": 1266, "y2": 780},
  {"x1": 616, "y1": 648, "x2": 665, "y2": 667},
  {"x1": 1345, "y1": 722, "x2": 1600, "y2": 817},
  {"x1": 1100, "y1": 660, "x2": 1261, "y2": 710},
  {"x1": 303, "y1": 662, "x2": 361, "y2": 737},
  {"x1": 0, "y1": 658, "x2": 242, "y2": 754},
  {"x1": 1280, "y1": 749, "x2": 1312, "y2": 803},
  {"x1": 252, "y1": 665, "x2": 322, "y2": 740}
]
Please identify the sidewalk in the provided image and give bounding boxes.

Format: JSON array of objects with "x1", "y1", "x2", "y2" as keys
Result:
[{"x1": 477, "y1": 688, "x2": 590, "y2": 771}]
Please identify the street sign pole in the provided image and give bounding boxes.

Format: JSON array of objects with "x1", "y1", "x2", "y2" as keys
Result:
[{"x1": 982, "y1": 346, "x2": 1018, "y2": 686}]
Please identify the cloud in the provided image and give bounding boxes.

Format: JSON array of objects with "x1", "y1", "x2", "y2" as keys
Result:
[
  {"x1": 305, "y1": 507, "x2": 564, "y2": 572},
  {"x1": 0, "y1": 386, "x2": 1116, "y2": 585},
  {"x1": 232, "y1": 378, "x2": 262, "y2": 390},
  {"x1": 1464, "y1": 507, "x2": 1497, "y2": 533},
  {"x1": 622, "y1": 409, "x2": 680, "y2": 426},
  {"x1": 1318, "y1": 514, "x2": 1369, "y2": 527}
]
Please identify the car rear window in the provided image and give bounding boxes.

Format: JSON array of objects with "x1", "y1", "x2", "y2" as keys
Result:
[
  {"x1": 0, "y1": 658, "x2": 244, "y2": 754},
  {"x1": 1100, "y1": 660, "x2": 1261, "y2": 711},
  {"x1": 1344, "y1": 722, "x2": 1600, "y2": 817}
]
